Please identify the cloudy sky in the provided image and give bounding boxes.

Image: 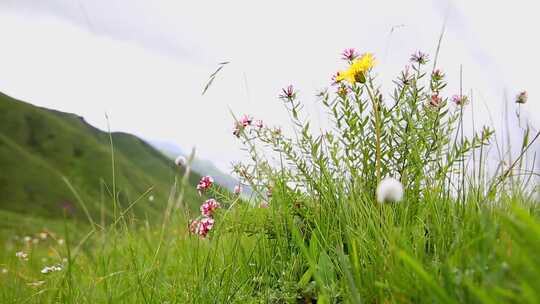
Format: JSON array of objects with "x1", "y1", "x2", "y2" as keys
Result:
[{"x1": 0, "y1": 0, "x2": 538, "y2": 172}]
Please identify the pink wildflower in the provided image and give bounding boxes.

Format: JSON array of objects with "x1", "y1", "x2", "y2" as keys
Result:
[
  {"x1": 430, "y1": 94, "x2": 442, "y2": 107},
  {"x1": 200, "y1": 198, "x2": 221, "y2": 217},
  {"x1": 254, "y1": 120, "x2": 264, "y2": 129},
  {"x1": 341, "y1": 48, "x2": 358, "y2": 61},
  {"x1": 234, "y1": 185, "x2": 242, "y2": 195},
  {"x1": 197, "y1": 176, "x2": 214, "y2": 194},
  {"x1": 432, "y1": 69, "x2": 444, "y2": 81},
  {"x1": 198, "y1": 217, "x2": 215, "y2": 238},
  {"x1": 279, "y1": 85, "x2": 296, "y2": 100},
  {"x1": 189, "y1": 219, "x2": 199, "y2": 234},
  {"x1": 452, "y1": 94, "x2": 469, "y2": 106},
  {"x1": 239, "y1": 114, "x2": 253, "y2": 127},
  {"x1": 410, "y1": 51, "x2": 429, "y2": 64}
]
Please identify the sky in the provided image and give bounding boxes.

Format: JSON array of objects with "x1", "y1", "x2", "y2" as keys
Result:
[{"x1": 0, "y1": 0, "x2": 538, "y2": 173}]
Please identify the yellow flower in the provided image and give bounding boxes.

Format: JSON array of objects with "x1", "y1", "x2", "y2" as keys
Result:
[{"x1": 335, "y1": 53, "x2": 376, "y2": 84}]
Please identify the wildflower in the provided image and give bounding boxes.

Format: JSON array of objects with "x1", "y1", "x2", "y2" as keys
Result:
[
  {"x1": 400, "y1": 65, "x2": 412, "y2": 85},
  {"x1": 1, "y1": 268, "x2": 7, "y2": 274},
  {"x1": 452, "y1": 94, "x2": 469, "y2": 106},
  {"x1": 239, "y1": 114, "x2": 253, "y2": 127},
  {"x1": 336, "y1": 85, "x2": 349, "y2": 97},
  {"x1": 57, "y1": 239, "x2": 65, "y2": 246},
  {"x1": 196, "y1": 176, "x2": 214, "y2": 194},
  {"x1": 189, "y1": 219, "x2": 200, "y2": 234},
  {"x1": 331, "y1": 72, "x2": 341, "y2": 85},
  {"x1": 175, "y1": 155, "x2": 186, "y2": 167},
  {"x1": 148, "y1": 195, "x2": 155, "y2": 202},
  {"x1": 23, "y1": 236, "x2": 31, "y2": 243},
  {"x1": 254, "y1": 120, "x2": 264, "y2": 129},
  {"x1": 516, "y1": 91, "x2": 528, "y2": 104},
  {"x1": 190, "y1": 217, "x2": 215, "y2": 238},
  {"x1": 410, "y1": 51, "x2": 429, "y2": 64},
  {"x1": 376, "y1": 177, "x2": 404, "y2": 203},
  {"x1": 200, "y1": 199, "x2": 221, "y2": 217},
  {"x1": 41, "y1": 264, "x2": 62, "y2": 274},
  {"x1": 39, "y1": 232, "x2": 47, "y2": 240},
  {"x1": 234, "y1": 185, "x2": 242, "y2": 195},
  {"x1": 341, "y1": 48, "x2": 358, "y2": 61},
  {"x1": 16, "y1": 251, "x2": 28, "y2": 261},
  {"x1": 335, "y1": 53, "x2": 376, "y2": 84},
  {"x1": 233, "y1": 121, "x2": 243, "y2": 138},
  {"x1": 279, "y1": 85, "x2": 296, "y2": 100},
  {"x1": 430, "y1": 94, "x2": 442, "y2": 107},
  {"x1": 431, "y1": 69, "x2": 444, "y2": 81}
]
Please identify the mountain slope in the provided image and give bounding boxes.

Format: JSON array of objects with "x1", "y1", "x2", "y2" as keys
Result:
[{"x1": 0, "y1": 92, "x2": 201, "y2": 222}]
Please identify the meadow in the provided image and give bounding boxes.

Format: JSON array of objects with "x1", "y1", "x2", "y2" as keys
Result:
[{"x1": 1, "y1": 49, "x2": 539, "y2": 303}]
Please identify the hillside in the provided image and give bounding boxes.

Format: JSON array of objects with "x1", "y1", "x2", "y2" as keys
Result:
[{"x1": 0, "y1": 92, "x2": 201, "y2": 224}]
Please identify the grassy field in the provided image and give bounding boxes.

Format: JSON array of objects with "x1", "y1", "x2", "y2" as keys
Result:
[{"x1": 1, "y1": 51, "x2": 539, "y2": 303}]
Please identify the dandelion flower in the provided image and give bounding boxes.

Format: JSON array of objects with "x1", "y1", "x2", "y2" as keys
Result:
[
  {"x1": 376, "y1": 177, "x2": 404, "y2": 203},
  {"x1": 200, "y1": 199, "x2": 221, "y2": 217},
  {"x1": 175, "y1": 155, "x2": 186, "y2": 167},
  {"x1": 335, "y1": 53, "x2": 376, "y2": 84}
]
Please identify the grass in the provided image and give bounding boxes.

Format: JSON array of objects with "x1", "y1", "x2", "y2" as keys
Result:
[{"x1": 1, "y1": 51, "x2": 539, "y2": 303}]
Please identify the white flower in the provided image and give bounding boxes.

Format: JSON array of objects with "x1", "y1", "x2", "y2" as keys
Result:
[
  {"x1": 23, "y1": 236, "x2": 31, "y2": 243},
  {"x1": 376, "y1": 177, "x2": 404, "y2": 203},
  {"x1": 39, "y1": 232, "x2": 48, "y2": 240},
  {"x1": 1, "y1": 268, "x2": 8, "y2": 274},
  {"x1": 58, "y1": 239, "x2": 65, "y2": 245},
  {"x1": 41, "y1": 264, "x2": 62, "y2": 274},
  {"x1": 148, "y1": 195, "x2": 155, "y2": 202},
  {"x1": 175, "y1": 155, "x2": 186, "y2": 167},
  {"x1": 16, "y1": 251, "x2": 28, "y2": 261}
]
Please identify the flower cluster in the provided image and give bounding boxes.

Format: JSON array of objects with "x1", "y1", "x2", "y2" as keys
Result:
[
  {"x1": 196, "y1": 176, "x2": 214, "y2": 195},
  {"x1": 190, "y1": 176, "x2": 221, "y2": 238},
  {"x1": 335, "y1": 52, "x2": 376, "y2": 84},
  {"x1": 233, "y1": 114, "x2": 264, "y2": 138},
  {"x1": 200, "y1": 199, "x2": 221, "y2": 217}
]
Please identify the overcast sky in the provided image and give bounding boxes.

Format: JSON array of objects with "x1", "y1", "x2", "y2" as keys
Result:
[{"x1": 0, "y1": 0, "x2": 538, "y2": 173}]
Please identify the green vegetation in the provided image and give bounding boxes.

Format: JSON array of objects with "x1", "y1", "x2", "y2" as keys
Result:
[
  {"x1": 0, "y1": 92, "x2": 201, "y2": 226},
  {"x1": 1, "y1": 50, "x2": 539, "y2": 303}
]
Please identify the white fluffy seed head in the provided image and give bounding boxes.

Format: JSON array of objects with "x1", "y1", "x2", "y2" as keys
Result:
[
  {"x1": 174, "y1": 155, "x2": 186, "y2": 167},
  {"x1": 376, "y1": 177, "x2": 404, "y2": 203}
]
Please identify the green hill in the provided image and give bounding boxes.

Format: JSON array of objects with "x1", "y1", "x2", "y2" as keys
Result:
[{"x1": 0, "y1": 92, "x2": 201, "y2": 224}]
